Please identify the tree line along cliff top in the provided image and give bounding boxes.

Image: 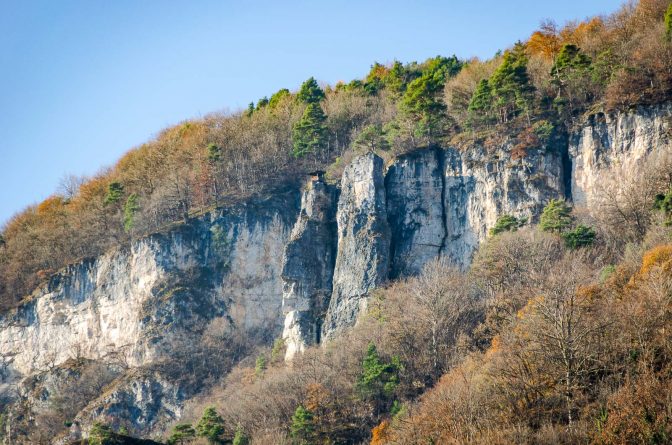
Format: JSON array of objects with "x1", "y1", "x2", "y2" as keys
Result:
[{"x1": 1, "y1": 0, "x2": 672, "y2": 309}]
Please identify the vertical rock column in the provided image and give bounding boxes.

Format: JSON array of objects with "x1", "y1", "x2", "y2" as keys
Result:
[
  {"x1": 322, "y1": 154, "x2": 391, "y2": 340},
  {"x1": 386, "y1": 148, "x2": 446, "y2": 277},
  {"x1": 281, "y1": 173, "x2": 338, "y2": 360}
]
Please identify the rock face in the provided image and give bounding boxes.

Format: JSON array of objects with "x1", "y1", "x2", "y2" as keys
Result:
[
  {"x1": 0, "y1": 192, "x2": 300, "y2": 438},
  {"x1": 323, "y1": 154, "x2": 391, "y2": 339},
  {"x1": 281, "y1": 173, "x2": 338, "y2": 359},
  {"x1": 0, "y1": 193, "x2": 299, "y2": 377},
  {"x1": 445, "y1": 142, "x2": 567, "y2": 265},
  {"x1": 386, "y1": 149, "x2": 446, "y2": 278},
  {"x1": 570, "y1": 103, "x2": 672, "y2": 207},
  {"x1": 1, "y1": 104, "x2": 670, "y2": 440}
]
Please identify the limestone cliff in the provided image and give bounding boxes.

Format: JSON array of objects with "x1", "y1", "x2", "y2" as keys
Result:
[
  {"x1": 0, "y1": 192, "x2": 300, "y2": 437},
  {"x1": 322, "y1": 154, "x2": 391, "y2": 339},
  {"x1": 570, "y1": 103, "x2": 672, "y2": 207},
  {"x1": 0, "y1": 104, "x2": 670, "y2": 441},
  {"x1": 281, "y1": 173, "x2": 338, "y2": 359}
]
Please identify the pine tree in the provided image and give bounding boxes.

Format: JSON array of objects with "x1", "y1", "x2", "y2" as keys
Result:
[
  {"x1": 356, "y1": 343, "x2": 400, "y2": 411},
  {"x1": 468, "y1": 79, "x2": 494, "y2": 128},
  {"x1": 562, "y1": 224, "x2": 596, "y2": 249},
  {"x1": 400, "y1": 70, "x2": 448, "y2": 142},
  {"x1": 168, "y1": 423, "x2": 196, "y2": 445},
  {"x1": 290, "y1": 405, "x2": 314, "y2": 444},
  {"x1": 195, "y1": 407, "x2": 226, "y2": 444},
  {"x1": 489, "y1": 43, "x2": 534, "y2": 123},
  {"x1": 353, "y1": 124, "x2": 389, "y2": 153},
  {"x1": 540, "y1": 199, "x2": 573, "y2": 233},
  {"x1": 489, "y1": 214, "x2": 525, "y2": 236},
  {"x1": 255, "y1": 354, "x2": 267, "y2": 377},
  {"x1": 88, "y1": 422, "x2": 114, "y2": 445},
  {"x1": 269, "y1": 88, "x2": 290, "y2": 109},
  {"x1": 123, "y1": 193, "x2": 140, "y2": 233},
  {"x1": 104, "y1": 182, "x2": 124, "y2": 205},
  {"x1": 297, "y1": 77, "x2": 325, "y2": 104},
  {"x1": 232, "y1": 424, "x2": 249, "y2": 445},
  {"x1": 292, "y1": 103, "x2": 328, "y2": 157}
]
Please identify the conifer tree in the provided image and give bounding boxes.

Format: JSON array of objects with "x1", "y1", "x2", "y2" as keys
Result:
[
  {"x1": 297, "y1": 77, "x2": 325, "y2": 104},
  {"x1": 400, "y1": 71, "x2": 448, "y2": 142},
  {"x1": 167, "y1": 424, "x2": 196, "y2": 445},
  {"x1": 104, "y1": 182, "x2": 124, "y2": 205},
  {"x1": 123, "y1": 193, "x2": 140, "y2": 233},
  {"x1": 356, "y1": 343, "x2": 400, "y2": 412},
  {"x1": 232, "y1": 424, "x2": 249, "y2": 445},
  {"x1": 489, "y1": 43, "x2": 534, "y2": 123},
  {"x1": 292, "y1": 103, "x2": 328, "y2": 157},
  {"x1": 268, "y1": 88, "x2": 290, "y2": 109},
  {"x1": 468, "y1": 78, "x2": 494, "y2": 128},
  {"x1": 290, "y1": 405, "x2": 314, "y2": 444},
  {"x1": 195, "y1": 407, "x2": 226, "y2": 444},
  {"x1": 540, "y1": 199, "x2": 573, "y2": 233}
]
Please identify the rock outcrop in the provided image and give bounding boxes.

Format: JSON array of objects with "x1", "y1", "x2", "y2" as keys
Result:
[
  {"x1": 570, "y1": 103, "x2": 672, "y2": 207},
  {"x1": 1, "y1": 104, "x2": 670, "y2": 440},
  {"x1": 386, "y1": 148, "x2": 446, "y2": 278},
  {"x1": 281, "y1": 173, "x2": 338, "y2": 359},
  {"x1": 323, "y1": 154, "x2": 391, "y2": 339},
  {"x1": 0, "y1": 192, "x2": 300, "y2": 438}
]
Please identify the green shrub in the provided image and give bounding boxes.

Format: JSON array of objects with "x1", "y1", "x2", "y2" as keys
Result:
[
  {"x1": 490, "y1": 214, "x2": 526, "y2": 236},
  {"x1": 562, "y1": 224, "x2": 596, "y2": 249}
]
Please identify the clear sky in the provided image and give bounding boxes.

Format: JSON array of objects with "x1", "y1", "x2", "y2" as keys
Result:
[{"x1": 1, "y1": 0, "x2": 623, "y2": 226}]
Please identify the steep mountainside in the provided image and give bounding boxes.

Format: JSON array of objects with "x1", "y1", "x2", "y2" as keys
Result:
[{"x1": 0, "y1": 103, "x2": 669, "y2": 441}]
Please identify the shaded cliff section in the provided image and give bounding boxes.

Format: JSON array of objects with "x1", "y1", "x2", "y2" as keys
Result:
[{"x1": 281, "y1": 104, "x2": 672, "y2": 354}]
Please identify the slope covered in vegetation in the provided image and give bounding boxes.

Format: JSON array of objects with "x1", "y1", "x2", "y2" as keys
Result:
[
  {"x1": 159, "y1": 139, "x2": 672, "y2": 444},
  {"x1": 2, "y1": 0, "x2": 672, "y2": 311}
]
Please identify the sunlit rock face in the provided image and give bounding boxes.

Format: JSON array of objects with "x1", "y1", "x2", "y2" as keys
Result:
[
  {"x1": 0, "y1": 192, "x2": 300, "y2": 377},
  {"x1": 322, "y1": 153, "x2": 391, "y2": 340},
  {"x1": 570, "y1": 103, "x2": 672, "y2": 208}
]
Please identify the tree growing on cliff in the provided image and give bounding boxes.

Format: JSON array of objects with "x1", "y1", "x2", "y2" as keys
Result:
[
  {"x1": 353, "y1": 124, "x2": 389, "y2": 153},
  {"x1": 400, "y1": 70, "x2": 448, "y2": 144},
  {"x1": 467, "y1": 78, "x2": 494, "y2": 128},
  {"x1": 488, "y1": 43, "x2": 534, "y2": 124}
]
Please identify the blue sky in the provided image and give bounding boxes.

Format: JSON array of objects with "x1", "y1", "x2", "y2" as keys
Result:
[{"x1": 0, "y1": 0, "x2": 623, "y2": 226}]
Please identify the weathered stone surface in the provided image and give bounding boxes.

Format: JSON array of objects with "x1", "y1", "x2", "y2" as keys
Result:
[
  {"x1": 444, "y1": 142, "x2": 567, "y2": 266},
  {"x1": 281, "y1": 174, "x2": 338, "y2": 359},
  {"x1": 1, "y1": 103, "x2": 671, "y2": 438},
  {"x1": 0, "y1": 193, "x2": 299, "y2": 377},
  {"x1": 386, "y1": 148, "x2": 446, "y2": 278},
  {"x1": 570, "y1": 103, "x2": 672, "y2": 208},
  {"x1": 323, "y1": 154, "x2": 391, "y2": 339}
]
